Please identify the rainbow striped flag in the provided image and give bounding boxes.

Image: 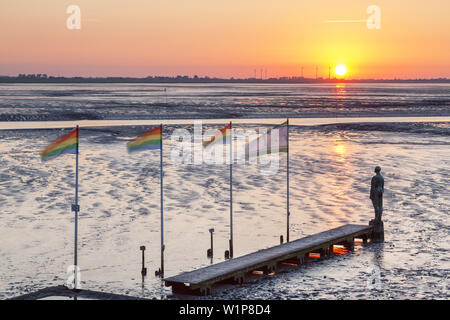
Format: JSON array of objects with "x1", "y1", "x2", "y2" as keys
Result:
[
  {"x1": 40, "y1": 127, "x2": 78, "y2": 161},
  {"x1": 127, "y1": 125, "x2": 162, "y2": 153},
  {"x1": 203, "y1": 123, "x2": 231, "y2": 148},
  {"x1": 246, "y1": 121, "x2": 288, "y2": 158}
]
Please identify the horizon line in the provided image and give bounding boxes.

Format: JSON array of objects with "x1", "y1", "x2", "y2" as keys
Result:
[{"x1": 1, "y1": 74, "x2": 449, "y2": 82}]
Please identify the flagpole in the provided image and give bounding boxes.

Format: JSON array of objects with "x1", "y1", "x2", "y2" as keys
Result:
[
  {"x1": 74, "y1": 125, "x2": 79, "y2": 289},
  {"x1": 160, "y1": 124, "x2": 164, "y2": 277},
  {"x1": 229, "y1": 121, "x2": 233, "y2": 258},
  {"x1": 286, "y1": 118, "x2": 290, "y2": 243}
]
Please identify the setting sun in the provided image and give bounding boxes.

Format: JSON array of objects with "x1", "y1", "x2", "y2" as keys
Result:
[{"x1": 335, "y1": 65, "x2": 348, "y2": 77}]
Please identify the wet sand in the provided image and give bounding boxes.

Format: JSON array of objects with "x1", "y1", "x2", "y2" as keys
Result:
[
  {"x1": 0, "y1": 120, "x2": 448, "y2": 299},
  {"x1": 0, "y1": 115, "x2": 449, "y2": 130}
]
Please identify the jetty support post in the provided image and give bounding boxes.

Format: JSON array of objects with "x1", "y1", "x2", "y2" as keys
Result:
[{"x1": 369, "y1": 219, "x2": 384, "y2": 242}]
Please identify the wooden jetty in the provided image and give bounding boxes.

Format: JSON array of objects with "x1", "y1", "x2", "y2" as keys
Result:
[{"x1": 164, "y1": 224, "x2": 375, "y2": 295}]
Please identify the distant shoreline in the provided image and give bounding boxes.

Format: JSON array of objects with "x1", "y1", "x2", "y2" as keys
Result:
[
  {"x1": 1, "y1": 75, "x2": 449, "y2": 84},
  {"x1": 2, "y1": 116, "x2": 450, "y2": 131}
]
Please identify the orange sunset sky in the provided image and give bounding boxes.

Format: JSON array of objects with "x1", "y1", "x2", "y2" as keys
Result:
[{"x1": 0, "y1": 0, "x2": 449, "y2": 79}]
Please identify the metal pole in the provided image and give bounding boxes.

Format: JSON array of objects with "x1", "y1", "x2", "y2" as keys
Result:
[
  {"x1": 160, "y1": 124, "x2": 164, "y2": 277},
  {"x1": 286, "y1": 119, "x2": 290, "y2": 243},
  {"x1": 74, "y1": 125, "x2": 79, "y2": 289},
  {"x1": 140, "y1": 246, "x2": 147, "y2": 276},
  {"x1": 210, "y1": 229, "x2": 214, "y2": 258},
  {"x1": 229, "y1": 122, "x2": 233, "y2": 258}
]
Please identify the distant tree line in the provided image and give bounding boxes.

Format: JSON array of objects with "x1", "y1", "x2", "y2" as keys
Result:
[{"x1": 0, "y1": 74, "x2": 448, "y2": 84}]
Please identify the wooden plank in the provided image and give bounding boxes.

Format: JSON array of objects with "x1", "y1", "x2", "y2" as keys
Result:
[{"x1": 164, "y1": 224, "x2": 372, "y2": 289}]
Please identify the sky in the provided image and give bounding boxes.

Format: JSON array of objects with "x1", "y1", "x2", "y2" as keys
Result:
[{"x1": 0, "y1": 0, "x2": 449, "y2": 79}]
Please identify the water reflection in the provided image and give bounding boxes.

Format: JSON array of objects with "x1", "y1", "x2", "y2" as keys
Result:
[
  {"x1": 314, "y1": 135, "x2": 356, "y2": 226},
  {"x1": 335, "y1": 83, "x2": 347, "y2": 98},
  {"x1": 371, "y1": 243, "x2": 385, "y2": 269},
  {"x1": 332, "y1": 245, "x2": 349, "y2": 256},
  {"x1": 335, "y1": 83, "x2": 347, "y2": 111},
  {"x1": 333, "y1": 141, "x2": 347, "y2": 162}
]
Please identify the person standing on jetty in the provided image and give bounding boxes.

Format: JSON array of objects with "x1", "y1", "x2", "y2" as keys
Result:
[{"x1": 370, "y1": 166, "x2": 384, "y2": 222}]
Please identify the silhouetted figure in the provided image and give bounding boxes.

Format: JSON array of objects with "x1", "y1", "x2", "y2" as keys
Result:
[{"x1": 370, "y1": 166, "x2": 384, "y2": 222}]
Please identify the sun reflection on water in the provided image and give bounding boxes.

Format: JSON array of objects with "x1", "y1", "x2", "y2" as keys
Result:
[
  {"x1": 335, "y1": 83, "x2": 347, "y2": 97},
  {"x1": 335, "y1": 83, "x2": 347, "y2": 110},
  {"x1": 312, "y1": 134, "x2": 358, "y2": 227},
  {"x1": 332, "y1": 138, "x2": 347, "y2": 162}
]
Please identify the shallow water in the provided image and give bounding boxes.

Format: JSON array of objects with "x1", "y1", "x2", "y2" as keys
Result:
[
  {"x1": 0, "y1": 83, "x2": 449, "y2": 121},
  {"x1": 0, "y1": 121, "x2": 449, "y2": 299}
]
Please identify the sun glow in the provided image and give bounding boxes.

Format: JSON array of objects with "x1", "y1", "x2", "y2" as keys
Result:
[{"x1": 335, "y1": 65, "x2": 348, "y2": 77}]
